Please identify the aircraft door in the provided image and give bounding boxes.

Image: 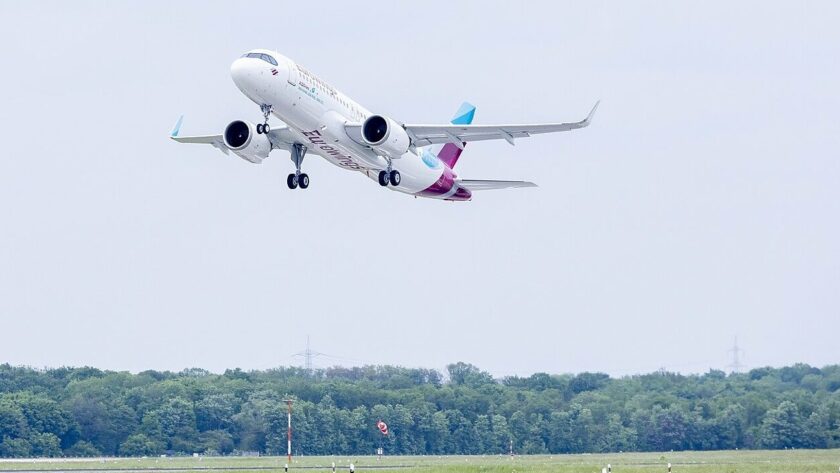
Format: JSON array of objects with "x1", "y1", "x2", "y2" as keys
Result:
[
  {"x1": 286, "y1": 63, "x2": 301, "y2": 109},
  {"x1": 288, "y1": 64, "x2": 299, "y2": 86}
]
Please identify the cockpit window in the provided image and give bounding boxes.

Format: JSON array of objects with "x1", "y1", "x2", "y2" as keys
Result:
[{"x1": 241, "y1": 52, "x2": 278, "y2": 66}]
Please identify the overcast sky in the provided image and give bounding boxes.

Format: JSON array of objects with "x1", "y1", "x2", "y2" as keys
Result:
[{"x1": 0, "y1": 1, "x2": 837, "y2": 378}]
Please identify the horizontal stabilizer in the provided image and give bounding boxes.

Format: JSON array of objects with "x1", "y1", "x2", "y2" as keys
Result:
[{"x1": 458, "y1": 179, "x2": 537, "y2": 191}]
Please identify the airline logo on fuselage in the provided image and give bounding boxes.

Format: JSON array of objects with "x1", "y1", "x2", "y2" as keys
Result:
[
  {"x1": 421, "y1": 149, "x2": 442, "y2": 169},
  {"x1": 298, "y1": 82, "x2": 324, "y2": 104}
]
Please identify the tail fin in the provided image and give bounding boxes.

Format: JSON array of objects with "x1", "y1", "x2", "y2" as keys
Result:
[{"x1": 436, "y1": 102, "x2": 475, "y2": 168}]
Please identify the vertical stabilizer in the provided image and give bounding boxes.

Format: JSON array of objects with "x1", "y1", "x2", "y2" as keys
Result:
[{"x1": 436, "y1": 102, "x2": 475, "y2": 168}]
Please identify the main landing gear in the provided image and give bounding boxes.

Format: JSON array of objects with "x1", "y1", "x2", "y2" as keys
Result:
[
  {"x1": 378, "y1": 160, "x2": 401, "y2": 187},
  {"x1": 256, "y1": 104, "x2": 273, "y2": 134},
  {"x1": 287, "y1": 143, "x2": 309, "y2": 190}
]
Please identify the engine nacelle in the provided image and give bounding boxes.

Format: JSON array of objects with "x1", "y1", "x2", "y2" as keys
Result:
[
  {"x1": 223, "y1": 120, "x2": 271, "y2": 163},
  {"x1": 361, "y1": 115, "x2": 410, "y2": 158}
]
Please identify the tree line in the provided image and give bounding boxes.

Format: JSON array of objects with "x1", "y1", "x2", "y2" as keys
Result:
[{"x1": 0, "y1": 362, "x2": 838, "y2": 457}]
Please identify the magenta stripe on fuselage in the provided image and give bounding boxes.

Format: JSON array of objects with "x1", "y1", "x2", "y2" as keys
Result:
[
  {"x1": 415, "y1": 167, "x2": 472, "y2": 201},
  {"x1": 416, "y1": 166, "x2": 456, "y2": 198}
]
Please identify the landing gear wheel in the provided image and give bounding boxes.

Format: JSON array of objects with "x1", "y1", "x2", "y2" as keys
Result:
[
  {"x1": 263, "y1": 123, "x2": 270, "y2": 134},
  {"x1": 378, "y1": 170, "x2": 389, "y2": 186},
  {"x1": 286, "y1": 144, "x2": 307, "y2": 190},
  {"x1": 389, "y1": 170, "x2": 401, "y2": 186},
  {"x1": 287, "y1": 173, "x2": 298, "y2": 189},
  {"x1": 257, "y1": 124, "x2": 264, "y2": 134}
]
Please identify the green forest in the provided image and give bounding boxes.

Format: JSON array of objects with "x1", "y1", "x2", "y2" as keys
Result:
[{"x1": 1, "y1": 362, "x2": 839, "y2": 458}]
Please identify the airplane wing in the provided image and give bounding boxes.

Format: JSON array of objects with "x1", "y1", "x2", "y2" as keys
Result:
[
  {"x1": 169, "y1": 116, "x2": 293, "y2": 154},
  {"x1": 171, "y1": 134, "x2": 229, "y2": 154},
  {"x1": 458, "y1": 179, "x2": 537, "y2": 191},
  {"x1": 405, "y1": 101, "x2": 599, "y2": 149},
  {"x1": 169, "y1": 116, "x2": 230, "y2": 154},
  {"x1": 266, "y1": 127, "x2": 295, "y2": 151}
]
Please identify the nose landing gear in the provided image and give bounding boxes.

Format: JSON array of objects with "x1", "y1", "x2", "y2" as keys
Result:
[
  {"x1": 287, "y1": 143, "x2": 310, "y2": 190},
  {"x1": 256, "y1": 104, "x2": 273, "y2": 134}
]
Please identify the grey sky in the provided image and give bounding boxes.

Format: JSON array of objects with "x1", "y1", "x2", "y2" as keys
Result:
[{"x1": 0, "y1": 1, "x2": 837, "y2": 378}]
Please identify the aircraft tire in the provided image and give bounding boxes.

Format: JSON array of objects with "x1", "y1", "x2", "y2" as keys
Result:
[
  {"x1": 287, "y1": 173, "x2": 298, "y2": 189},
  {"x1": 298, "y1": 173, "x2": 310, "y2": 189},
  {"x1": 378, "y1": 171, "x2": 389, "y2": 186},
  {"x1": 389, "y1": 170, "x2": 401, "y2": 186}
]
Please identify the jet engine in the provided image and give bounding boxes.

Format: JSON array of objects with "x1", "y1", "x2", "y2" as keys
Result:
[
  {"x1": 361, "y1": 115, "x2": 410, "y2": 158},
  {"x1": 223, "y1": 120, "x2": 271, "y2": 163}
]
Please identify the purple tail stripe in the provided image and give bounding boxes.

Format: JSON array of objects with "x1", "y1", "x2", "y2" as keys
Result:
[{"x1": 437, "y1": 142, "x2": 466, "y2": 169}]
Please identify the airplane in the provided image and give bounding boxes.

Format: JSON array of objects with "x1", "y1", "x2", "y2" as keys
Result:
[{"x1": 171, "y1": 49, "x2": 598, "y2": 201}]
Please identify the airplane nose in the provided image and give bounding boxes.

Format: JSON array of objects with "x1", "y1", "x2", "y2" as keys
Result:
[
  {"x1": 230, "y1": 57, "x2": 289, "y2": 102},
  {"x1": 230, "y1": 58, "x2": 253, "y2": 89}
]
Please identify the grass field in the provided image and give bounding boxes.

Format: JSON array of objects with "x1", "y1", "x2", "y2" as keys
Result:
[{"x1": 1, "y1": 451, "x2": 838, "y2": 473}]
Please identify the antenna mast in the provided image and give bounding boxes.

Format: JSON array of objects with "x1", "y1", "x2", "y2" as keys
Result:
[
  {"x1": 293, "y1": 335, "x2": 323, "y2": 374},
  {"x1": 727, "y1": 336, "x2": 745, "y2": 373}
]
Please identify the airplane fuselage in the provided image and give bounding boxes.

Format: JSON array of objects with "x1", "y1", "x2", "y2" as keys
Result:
[{"x1": 230, "y1": 50, "x2": 472, "y2": 200}]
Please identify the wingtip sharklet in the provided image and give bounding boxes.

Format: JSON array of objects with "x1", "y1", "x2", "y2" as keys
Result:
[
  {"x1": 583, "y1": 100, "x2": 600, "y2": 125},
  {"x1": 170, "y1": 115, "x2": 184, "y2": 138}
]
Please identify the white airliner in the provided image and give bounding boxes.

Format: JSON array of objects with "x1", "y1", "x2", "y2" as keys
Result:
[{"x1": 172, "y1": 50, "x2": 598, "y2": 201}]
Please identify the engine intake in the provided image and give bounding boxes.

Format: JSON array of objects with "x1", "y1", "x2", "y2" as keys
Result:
[
  {"x1": 223, "y1": 120, "x2": 271, "y2": 163},
  {"x1": 224, "y1": 121, "x2": 250, "y2": 149},
  {"x1": 362, "y1": 116, "x2": 389, "y2": 145},
  {"x1": 361, "y1": 115, "x2": 410, "y2": 158}
]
